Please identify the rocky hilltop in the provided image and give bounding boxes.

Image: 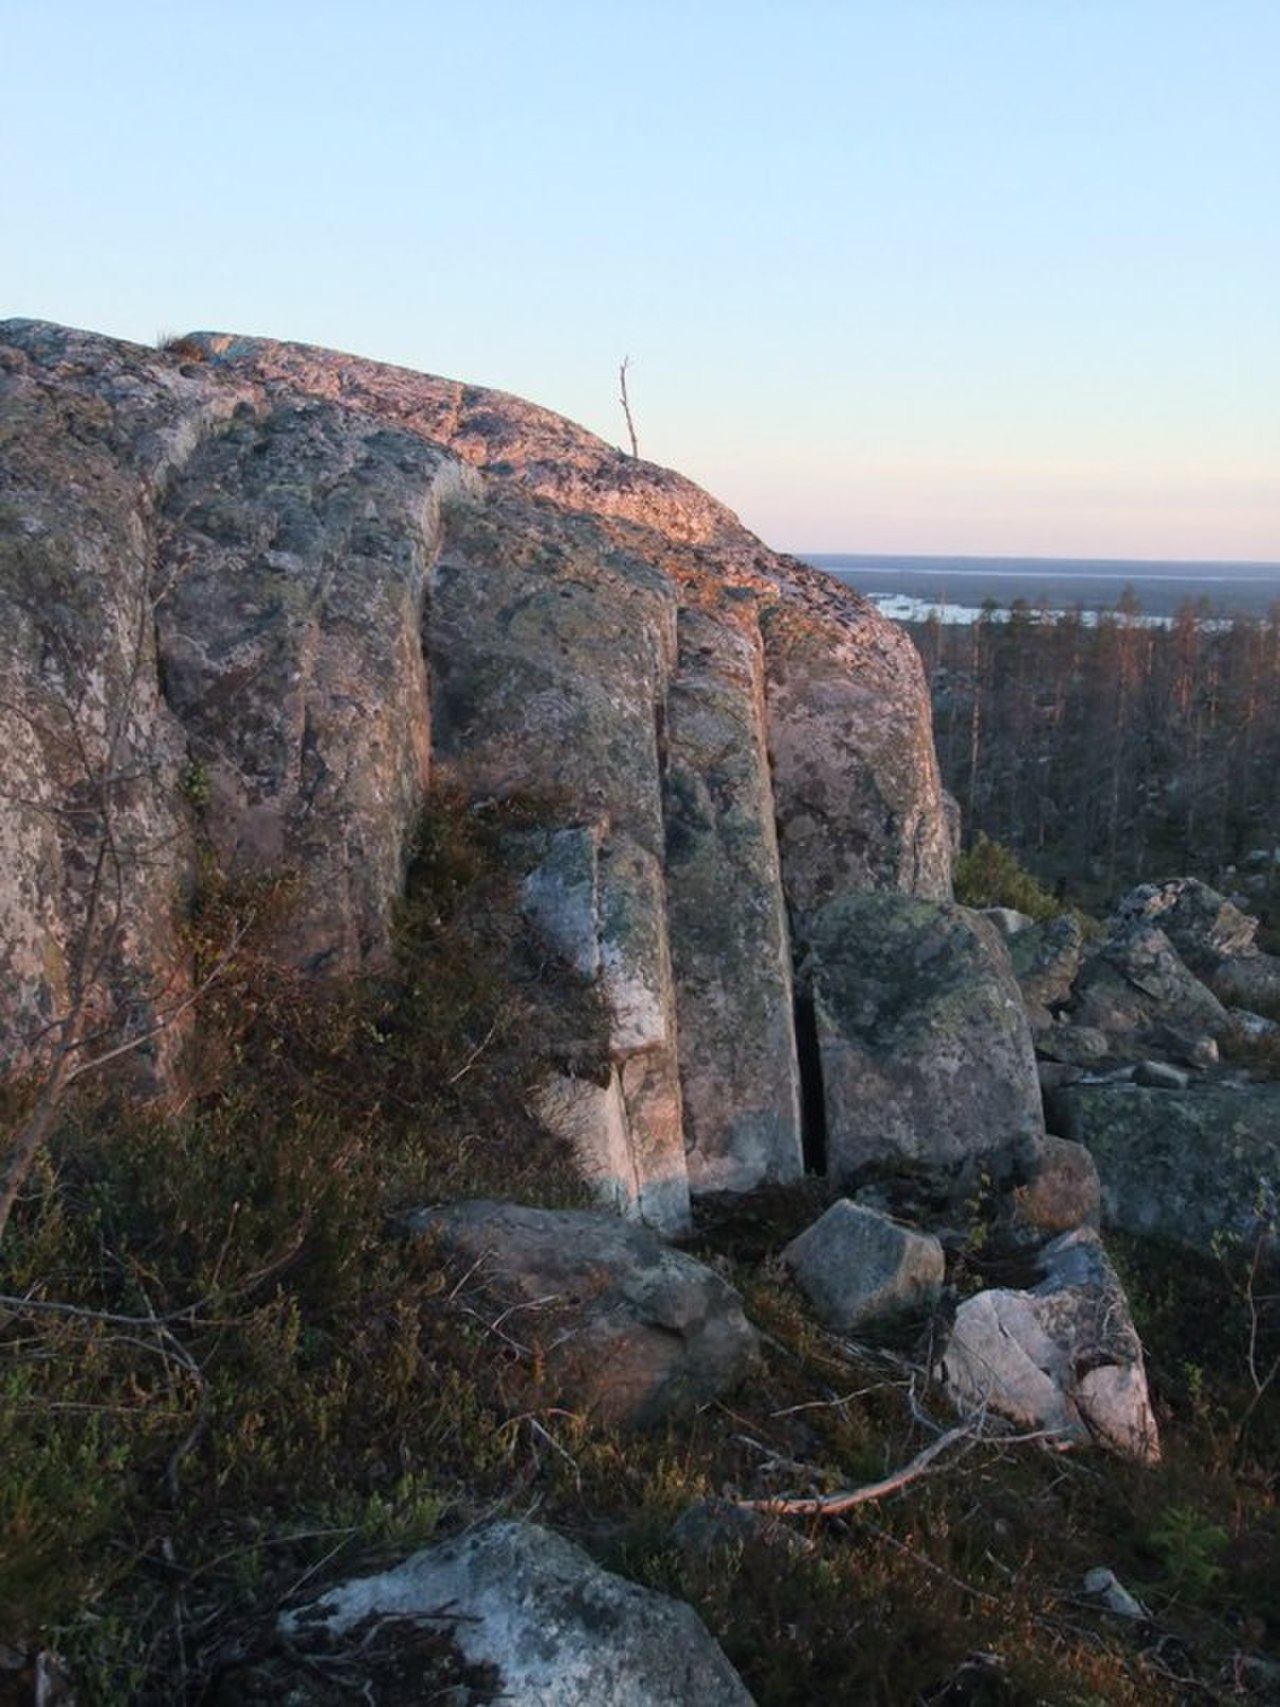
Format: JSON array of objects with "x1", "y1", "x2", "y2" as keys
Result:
[
  {"x1": 23, "y1": 325, "x2": 1280, "y2": 1701},
  {"x1": 1, "y1": 320, "x2": 960, "y2": 1228}
]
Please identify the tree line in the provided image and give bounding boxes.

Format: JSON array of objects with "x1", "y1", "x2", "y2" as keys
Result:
[{"x1": 907, "y1": 594, "x2": 1280, "y2": 917}]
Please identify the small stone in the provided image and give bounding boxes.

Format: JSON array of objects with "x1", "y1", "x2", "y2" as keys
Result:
[{"x1": 783, "y1": 1199, "x2": 944, "y2": 1332}]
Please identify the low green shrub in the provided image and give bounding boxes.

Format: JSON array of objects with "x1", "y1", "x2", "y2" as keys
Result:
[{"x1": 953, "y1": 833, "x2": 1065, "y2": 920}]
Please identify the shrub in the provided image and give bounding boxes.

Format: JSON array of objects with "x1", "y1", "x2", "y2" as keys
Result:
[{"x1": 953, "y1": 832, "x2": 1064, "y2": 921}]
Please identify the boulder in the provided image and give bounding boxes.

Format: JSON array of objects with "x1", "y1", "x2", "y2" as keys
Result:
[
  {"x1": 1051, "y1": 1081, "x2": 1280, "y2": 1266},
  {"x1": 803, "y1": 893, "x2": 1044, "y2": 1181},
  {"x1": 278, "y1": 1520, "x2": 754, "y2": 1706},
  {"x1": 1007, "y1": 912, "x2": 1085, "y2": 1012},
  {"x1": 782, "y1": 1199, "x2": 945, "y2": 1332},
  {"x1": 407, "y1": 1200, "x2": 759, "y2": 1427},
  {"x1": 1065, "y1": 918, "x2": 1229, "y2": 1065},
  {"x1": 941, "y1": 1228, "x2": 1160, "y2": 1461},
  {"x1": 1115, "y1": 878, "x2": 1280, "y2": 1012},
  {"x1": 1000, "y1": 1134, "x2": 1101, "y2": 1245}
]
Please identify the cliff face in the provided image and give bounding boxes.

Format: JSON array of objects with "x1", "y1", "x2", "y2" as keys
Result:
[{"x1": 1, "y1": 320, "x2": 960, "y2": 1226}]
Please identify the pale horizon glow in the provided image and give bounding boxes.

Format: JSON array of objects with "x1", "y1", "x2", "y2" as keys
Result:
[{"x1": 4, "y1": 1, "x2": 1277, "y2": 564}]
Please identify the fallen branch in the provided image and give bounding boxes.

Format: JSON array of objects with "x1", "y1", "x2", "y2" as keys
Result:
[
  {"x1": 738, "y1": 1417, "x2": 1075, "y2": 1519},
  {"x1": 737, "y1": 1420, "x2": 977, "y2": 1517}
]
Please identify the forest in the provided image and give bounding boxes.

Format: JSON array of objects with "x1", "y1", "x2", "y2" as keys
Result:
[{"x1": 907, "y1": 593, "x2": 1280, "y2": 932}]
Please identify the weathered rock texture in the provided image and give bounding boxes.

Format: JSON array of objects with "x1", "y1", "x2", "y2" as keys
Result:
[
  {"x1": 782, "y1": 1198, "x2": 944, "y2": 1332},
  {"x1": 1051, "y1": 1081, "x2": 1280, "y2": 1266},
  {"x1": 280, "y1": 1519, "x2": 755, "y2": 1706},
  {"x1": 406, "y1": 1200, "x2": 759, "y2": 1427},
  {"x1": 802, "y1": 893, "x2": 1044, "y2": 1182},
  {"x1": 0, "y1": 318, "x2": 955, "y2": 1222},
  {"x1": 942, "y1": 1228, "x2": 1160, "y2": 1460}
]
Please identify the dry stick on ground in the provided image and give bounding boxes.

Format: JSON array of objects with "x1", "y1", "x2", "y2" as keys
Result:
[
  {"x1": 737, "y1": 1419, "x2": 1073, "y2": 1519},
  {"x1": 736, "y1": 1419, "x2": 980, "y2": 1517}
]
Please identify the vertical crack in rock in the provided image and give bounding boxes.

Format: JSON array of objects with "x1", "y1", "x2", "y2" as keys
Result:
[{"x1": 792, "y1": 984, "x2": 829, "y2": 1175}]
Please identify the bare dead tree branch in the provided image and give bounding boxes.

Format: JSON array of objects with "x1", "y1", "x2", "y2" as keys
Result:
[{"x1": 618, "y1": 357, "x2": 639, "y2": 459}]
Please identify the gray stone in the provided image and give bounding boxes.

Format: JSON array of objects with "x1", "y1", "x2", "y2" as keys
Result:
[
  {"x1": 1008, "y1": 912, "x2": 1084, "y2": 1011},
  {"x1": 782, "y1": 1199, "x2": 945, "y2": 1332},
  {"x1": 1032, "y1": 1021, "x2": 1111, "y2": 1067},
  {"x1": 1052, "y1": 1081, "x2": 1280, "y2": 1265},
  {"x1": 803, "y1": 893, "x2": 1044, "y2": 1180},
  {"x1": 981, "y1": 906, "x2": 1035, "y2": 937},
  {"x1": 521, "y1": 824, "x2": 602, "y2": 981},
  {"x1": 663, "y1": 607, "x2": 803, "y2": 1193},
  {"x1": 407, "y1": 1200, "x2": 759, "y2": 1428},
  {"x1": 1132, "y1": 1059, "x2": 1190, "y2": 1090},
  {"x1": 941, "y1": 1228, "x2": 1159, "y2": 1461},
  {"x1": 1066, "y1": 919, "x2": 1230, "y2": 1065},
  {"x1": 280, "y1": 1520, "x2": 754, "y2": 1706}
]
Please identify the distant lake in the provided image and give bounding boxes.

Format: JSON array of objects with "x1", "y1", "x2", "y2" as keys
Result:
[{"x1": 803, "y1": 554, "x2": 1280, "y2": 624}]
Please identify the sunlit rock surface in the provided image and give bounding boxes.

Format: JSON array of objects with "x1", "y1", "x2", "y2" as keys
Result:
[{"x1": 0, "y1": 318, "x2": 952, "y2": 1220}]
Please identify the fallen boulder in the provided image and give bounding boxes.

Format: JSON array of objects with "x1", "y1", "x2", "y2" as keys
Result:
[
  {"x1": 803, "y1": 892, "x2": 1044, "y2": 1181},
  {"x1": 279, "y1": 1520, "x2": 754, "y2": 1706},
  {"x1": 1049, "y1": 1080, "x2": 1280, "y2": 1266},
  {"x1": 407, "y1": 1200, "x2": 759, "y2": 1427},
  {"x1": 782, "y1": 1199, "x2": 944, "y2": 1333},
  {"x1": 941, "y1": 1228, "x2": 1160, "y2": 1461}
]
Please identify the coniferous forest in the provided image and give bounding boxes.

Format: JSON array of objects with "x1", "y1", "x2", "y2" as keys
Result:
[{"x1": 906, "y1": 595, "x2": 1280, "y2": 931}]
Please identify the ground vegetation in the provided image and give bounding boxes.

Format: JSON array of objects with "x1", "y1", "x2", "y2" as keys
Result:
[{"x1": 1, "y1": 791, "x2": 1277, "y2": 1703}]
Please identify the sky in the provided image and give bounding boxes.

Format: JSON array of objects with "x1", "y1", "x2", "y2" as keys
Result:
[{"x1": 4, "y1": 0, "x2": 1278, "y2": 562}]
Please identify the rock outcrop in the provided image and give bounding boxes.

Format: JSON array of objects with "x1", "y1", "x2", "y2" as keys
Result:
[{"x1": 0, "y1": 318, "x2": 954, "y2": 1225}]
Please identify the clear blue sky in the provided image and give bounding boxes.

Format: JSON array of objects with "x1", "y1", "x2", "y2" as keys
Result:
[{"x1": 5, "y1": 0, "x2": 1277, "y2": 561}]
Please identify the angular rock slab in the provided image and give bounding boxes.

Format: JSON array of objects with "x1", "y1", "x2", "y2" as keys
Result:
[
  {"x1": 783, "y1": 1199, "x2": 944, "y2": 1332},
  {"x1": 408, "y1": 1200, "x2": 759, "y2": 1428},
  {"x1": 281, "y1": 1520, "x2": 754, "y2": 1706},
  {"x1": 1007, "y1": 912, "x2": 1084, "y2": 1012},
  {"x1": 805, "y1": 893, "x2": 1044, "y2": 1181},
  {"x1": 1065, "y1": 919, "x2": 1229, "y2": 1065},
  {"x1": 941, "y1": 1228, "x2": 1159, "y2": 1461},
  {"x1": 1052, "y1": 1080, "x2": 1280, "y2": 1266}
]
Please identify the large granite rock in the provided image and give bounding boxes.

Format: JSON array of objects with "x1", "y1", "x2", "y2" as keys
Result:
[
  {"x1": 278, "y1": 1520, "x2": 754, "y2": 1706},
  {"x1": 941, "y1": 1228, "x2": 1160, "y2": 1461},
  {"x1": 1051, "y1": 1080, "x2": 1280, "y2": 1266},
  {"x1": 407, "y1": 1200, "x2": 760, "y2": 1427},
  {"x1": 0, "y1": 318, "x2": 952, "y2": 1220},
  {"x1": 803, "y1": 893, "x2": 1044, "y2": 1182}
]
